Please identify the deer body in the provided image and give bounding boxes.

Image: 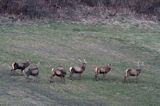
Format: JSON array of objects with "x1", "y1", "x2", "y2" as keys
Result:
[
  {"x1": 69, "y1": 59, "x2": 87, "y2": 79},
  {"x1": 24, "y1": 66, "x2": 39, "y2": 78},
  {"x1": 126, "y1": 68, "x2": 141, "y2": 76},
  {"x1": 124, "y1": 61, "x2": 144, "y2": 82},
  {"x1": 95, "y1": 64, "x2": 111, "y2": 80},
  {"x1": 50, "y1": 66, "x2": 66, "y2": 82},
  {"x1": 11, "y1": 60, "x2": 31, "y2": 73}
]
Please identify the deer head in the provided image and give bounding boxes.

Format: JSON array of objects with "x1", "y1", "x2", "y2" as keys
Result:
[
  {"x1": 78, "y1": 59, "x2": 87, "y2": 71},
  {"x1": 137, "y1": 61, "x2": 144, "y2": 70}
]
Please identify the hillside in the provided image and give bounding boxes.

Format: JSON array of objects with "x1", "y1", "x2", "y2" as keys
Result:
[{"x1": 0, "y1": 19, "x2": 160, "y2": 106}]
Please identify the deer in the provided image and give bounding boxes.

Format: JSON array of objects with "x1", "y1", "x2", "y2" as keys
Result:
[
  {"x1": 95, "y1": 64, "x2": 112, "y2": 81},
  {"x1": 69, "y1": 59, "x2": 87, "y2": 80},
  {"x1": 49, "y1": 66, "x2": 66, "y2": 83},
  {"x1": 124, "y1": 61, "x2": 144, "y2": 83},
  {"x1": 23, "y1": 64, "x2": 39, "y2": 81},
  {"x1": 10, "y1": 60, "x2": 31, "y2": 74}
]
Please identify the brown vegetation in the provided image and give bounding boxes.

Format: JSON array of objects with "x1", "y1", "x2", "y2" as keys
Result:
[{"x1": 0, "y1": 0, "x2": 159, "y2": 20}]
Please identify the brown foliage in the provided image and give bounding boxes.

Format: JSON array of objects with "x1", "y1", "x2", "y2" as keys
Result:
[{"x1": 0, "y1": 0, "x2": 159, "y2": 19}]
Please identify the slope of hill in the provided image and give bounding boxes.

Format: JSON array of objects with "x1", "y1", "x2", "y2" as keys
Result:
[{"x1": 0, "y1": 20, "x2": 160, "y2": 106}]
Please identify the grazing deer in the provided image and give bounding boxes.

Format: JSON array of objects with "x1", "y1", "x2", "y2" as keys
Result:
[
  {"x1": 11, "y1": 60, "x2": 31, "y2": 73},
  {"x1": 95, "y1": 64, "x2": 112, "y2": 80},
  {"x1": 124, "y1": 61, "x2": 144, "y2": 83},
  {"x1": 49, "y1": 66, "x2": 66, "y2": 83},
  {"x1": 23, "y1": 65, "x2": 39, "y2": 79},
  {"x1": 69, "y1": 59, "x2": 87, "y2": 80}
]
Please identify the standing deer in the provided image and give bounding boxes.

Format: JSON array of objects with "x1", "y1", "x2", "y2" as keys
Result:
[
  {"x1": 124, "y1": 61, "x2": 144, "y2": 83},
  {"x1": 11, "y1": 60, "x2": 31, "y2": 73},
  {"x1": 49, "y1": 66, "x2": 66, "y2": 83},
  {"x1": 95, "y1": 64, "x2": 112, "y2": 80},
  {"x1": 69, "y1": 59, "x2": 87, "y2": 80}
]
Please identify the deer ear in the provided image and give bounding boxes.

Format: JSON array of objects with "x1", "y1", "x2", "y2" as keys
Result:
[
  {"x1": 51, "y1": 68, "x2": 54, "y2": 72},
  {"x1": 27, "y1": 60, "x2": 32, "y2": 63},
  {"x1": 78, "y1": 59, "x2": 82, "y2": 63},
  {"x1": 141, "y1": 62, "x2": 144, "y2": 66},
  {"x1": 83, "y1": 59, "x2": 87, "y2": 63},
  {"x1": 137, "y1": 61, "x2": 141, "y2": 66}
]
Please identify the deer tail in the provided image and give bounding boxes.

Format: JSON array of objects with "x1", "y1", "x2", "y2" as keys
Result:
[
  {"x1": 95, "y1": 67, "x2": 99, "y2": 74},
  {"x1": 69, "y1": 67, "x2": 73, "y2": 72},
  {"x1": 51, "y1": 68, "x2": 54, "y2": 72},
  {"x1": 11, "y1": 62, "x2": 16, "y2": 70},
  {"x1": 125, "y1": 68, "x2": 129, "y2": 77}
]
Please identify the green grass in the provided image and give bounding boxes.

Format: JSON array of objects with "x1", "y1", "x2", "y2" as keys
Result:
[{"x1": 0, "y1": 20, "x2": 160, "y2": 106}]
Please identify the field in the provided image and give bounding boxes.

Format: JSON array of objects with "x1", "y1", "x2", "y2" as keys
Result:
[{"x1": 0, "y1": 20, "x2": 160, "y2": 106}]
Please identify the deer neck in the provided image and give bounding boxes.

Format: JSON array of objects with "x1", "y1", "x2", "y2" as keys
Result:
[
  {"x1": 24, "y1": 62, "x2": 30, "y2": 67},
  {"x1": 81, "y1": 64, "x2": 86, "y2": 71},
  {"x1": 136, "y1": 68, "x2": 142, "y2": 75}
]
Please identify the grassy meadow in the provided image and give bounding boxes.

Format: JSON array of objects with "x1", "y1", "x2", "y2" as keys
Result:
[{"x1": 0, "y1": 20, "x2": 160, "y2": 106}]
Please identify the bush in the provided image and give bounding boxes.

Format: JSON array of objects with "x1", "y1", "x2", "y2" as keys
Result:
[
  {"x1": 22, "y1": 0, "x2": 48, "y2": 18},
  {"x1": 0, "y1": 0, "x2": 159, "y2": 19}
]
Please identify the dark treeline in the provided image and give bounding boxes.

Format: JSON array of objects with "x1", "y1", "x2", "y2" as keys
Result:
[{"x1": 0, "y1": 0, "x2": 159, "y2": 20}]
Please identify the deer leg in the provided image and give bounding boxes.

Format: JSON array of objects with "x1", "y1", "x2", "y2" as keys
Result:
[
  {"x1": 21, "y1": 69, "x2": 24, "y2": 75},
  {"x1": 10, "y1": 69, "x2": 15, "y2": 75},
  {"x1": 135, "y1": 76, "x2": 138, "y2": 83},
  {"x1": 62, "y1": 76, "x2": 65, "y2": 83},
  {"x1": 10, "y1": 69, "x2": 14, "y2": 72},
  {"x1": 26, "y1": 75, "x2": 29, "y2": 79},
  {"x1": 23, "y1": 72, "x2": 29, "y2": 79},
  {"x1": 21, "y1": 69, "x2": 23, "y2": 73},
  {"x1": 79, "y1": 73, "x2": 82, "y2": 80},
  {"x1": 62, "y1": 76, "x2": 64, "y2": 81},
  {"x1": 50, "y1": 74, "x2": 55, "y2": 83},
  {"x1": 95, "y1": 74, "x2": 98, "y2": 81},
  {"x1": 123, "y1": 72, "x2": 129, "y2": 83},
  {"x1": 103, "y1": 74, "x2": 106, "y2": 80},
  {"x1": 123, "y1": 75, "x2": 127, "y2": 83},
  {"x1": 25, "y1": 74, "x2": 30, "y2": 82},
  {"x1": 60, "y1": 76, "x2": 62, "y2": 81},
  {"x1": 32, "y1": 76, "x2": 36, "y2": 82},
  {"x1": 34, "y1": 75, "x2": 39, "y2": 82},
  {"x1": 70, "y1": 72, "x2": 73, "y2": 80}
]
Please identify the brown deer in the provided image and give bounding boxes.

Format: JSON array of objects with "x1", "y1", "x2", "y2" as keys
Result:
[
  {"x1": 95, "y1": 64, "x2": 112, "y2": 80},
  {"x1": 124, "y1": 61, "x2": 144, "y2": 83},
  {"x1": 49, "y1": 66, "x2": 66, "y2": 83},
  {"x1": 11, "y1": 60, "x2": 31, "y2": 73},
  {"x1": 69, "y1": 59, "x2": 87, "y2": 80},
  {"x1": 23, "y1": 65, "x2": 39, "y2": 79}
]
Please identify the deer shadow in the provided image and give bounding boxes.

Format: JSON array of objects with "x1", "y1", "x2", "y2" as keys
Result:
[
  {"x1": 49, "y1": 77, "x2": 66, "y2": 84},
  {"x1": 10, "y1": 72, "x2": 24, "y2": 76}
]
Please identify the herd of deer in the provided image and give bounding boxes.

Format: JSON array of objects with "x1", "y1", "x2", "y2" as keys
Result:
[{"x1": 10, "y1": 59, "x2": 144, "y2": 83}]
